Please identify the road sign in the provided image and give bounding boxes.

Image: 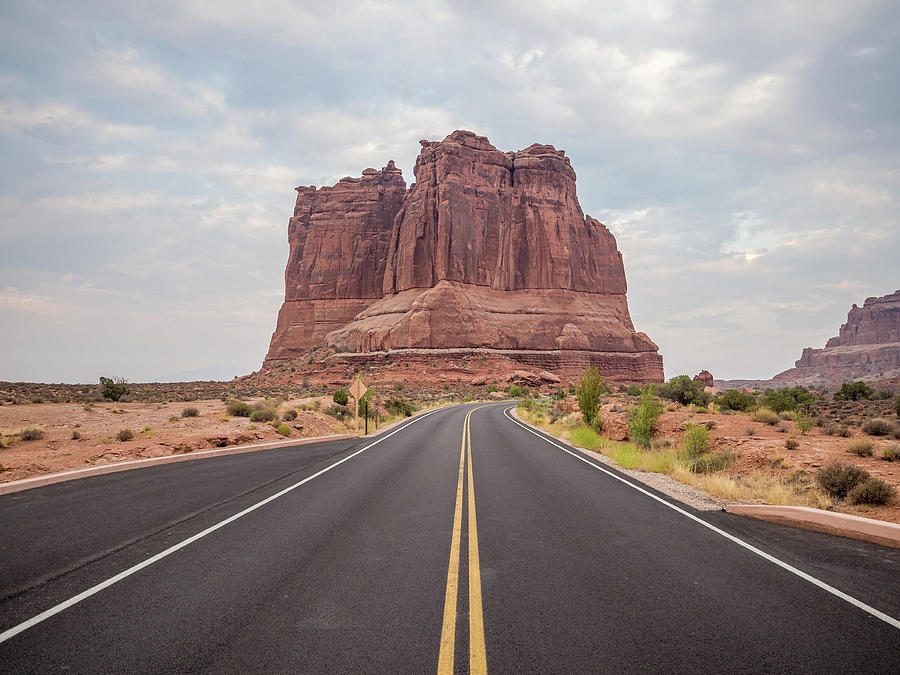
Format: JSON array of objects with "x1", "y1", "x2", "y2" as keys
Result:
[{"x1": 349, "y1": 378, "x2": 368, "y2": 433}]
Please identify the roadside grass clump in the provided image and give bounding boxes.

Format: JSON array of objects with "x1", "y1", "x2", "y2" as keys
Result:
[
  {"x1": 882, "y1": 444, "x2": 900, "y2": 462},
  {"x1": 181, "y1": 406, "x2": 199, "y2": 418},
  {"x1": 645, "y1": 449, "x2": 676, "y2": 473},
  {"x1": 785, "y1": 439, "x2": 799, "y2": 450},
  {"x1": 650, "y1": 436, "x2": 674, "y2": 450},
  {"x1": 816, "y1": 463, "x2": 870, "y2": 499},
  {"x1": 276, "y1": 424, "x2": 291, "y2": 436},
  {"x1": 226, "y1": 400, "x2": 252, "y2": 417},
  {"x1": 282, "y1": 409, "x2": 298, "y2": 421},
  {"x1": 250, "y1": 408, "x2": 277, "y2": 423},
  {"x1": 568, "y1": 425, "x2": 602, "y2": 451},
  {"x1": 687, "y1": 452, "x2": 731, "y2": 474},
  {"x1": 861, "y1": 418, "x2": 896, "y2": 437},
  {"x1": 847, "y1": 438, "x2": 874, "y2": 457},
  {"x1": 627, "y1": 386, "x2": 664, "y2": 448},
  {"x1": 116, "y1": 428, "x2": 134, "y2": 442},
  {"x1": 607, "y1": 443, "x2": 642, "y2": 469},
  {"x1": 20, "y1": 427, "x2": 44, "y2": 441},
  {"x1": 751, "y1": 408, "x2": 780, "y2": 426},
  {"x1": 847, "y1": 478, "x2": 896, "y2": 506}
]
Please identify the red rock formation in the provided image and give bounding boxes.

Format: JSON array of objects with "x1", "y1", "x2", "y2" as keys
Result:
[
  {"x1": 693, "y1": 370, "x2": 714, "y2": 387},
  {"x1": 774, "y1": 290, "x2": 900, "y2": 385},
  {"x1": 265, "y1": 162, "x2": 406, "y2": 361},
  {"x1": 265, "y1": 131, "x2": 663, "y2": 383}
]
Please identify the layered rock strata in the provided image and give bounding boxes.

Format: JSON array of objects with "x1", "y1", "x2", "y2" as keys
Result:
[
  {"x1": 774, "y1": 290, "x2": 900, "y2": 384},
  {"x1": 265, "y1": 131, "x2": 663, "y2": 382}
]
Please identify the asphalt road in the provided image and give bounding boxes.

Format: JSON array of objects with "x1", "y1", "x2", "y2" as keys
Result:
[{"x1": 1, "y1": 403, "x2": 898, "y2": 673}]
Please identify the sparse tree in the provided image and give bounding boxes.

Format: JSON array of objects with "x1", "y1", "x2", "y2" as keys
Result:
[
  {"x1": 575, "y1": 366, "x2": 606, "y2": 427},
  {"x1": 100, "y1": 376, "x2": 128, "y2": 402}
]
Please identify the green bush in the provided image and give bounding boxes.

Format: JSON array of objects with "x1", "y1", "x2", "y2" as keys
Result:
[
  {"x1": 181, "y1": 406, "x2": 199, "y2": 418},
  {"x1": 894, "y1": 396, "x2": 900, "y2": 417},
  {"x1": 881, "y1": 445, "x2": 899, "y2": 462},
  {"x1": 324, "y1": 404, "x2": 353, "y2": 420},
  {"x1": 656, "y1": 375, "x2": 709, "y2": 407},
  {"x1": 833, "y1": 381, "x2": 875, "y2": 401},
  {"x1": 861, "y1": 418, "x2": 896, "y2": 437},
  {"x1": 848, "y1": 478, "x2": 896, "y2": 505},
  {"x1": 719, "y1": 389, "x2": 756, "y2": 412},
  {"x1": 760, "y1": 387, "x2": 815, "y2": 413},
  {"x1": 687, "y1": 452, "x2": 729, "y2": 474},
  {"x1": 226, "y1": 400, "x2": 252, "y2": 417},
  {"x1": 681, "y1": 423, "x2": 709, "y2": 458},
  {"x1": 332, "y1": 389, "x2": 349, "y2": 406},
  {"x1": 797, "y1": 409, "x2": 812, "y2": 434},
  {"x1": 276, "y1": 424, "x2": 291, "y2": 436},
  {"x1": 116, "y1": 428, "x2": 134, "y2": 442},
  {"x1": 817, "y1": 463, "x2": 870, "y2": 499},
  {"x1": 20, "y1": 427, "x2": 44, "y2": 441},
  {"x1": 100, "y1": 376, "x2": 128, "y2": 402},
  {"x1": 386, "y1": 397, "x2": 416, "y2": 417},
  {"x1": 626, "y1": 384, "x2": 642, "y2": 397},
  {"x1": 250, "y1": 408, "x2": 277, "y2": 423},
  {"x1": 506, "y1": 384, "x2": 526, "y2": 398},
  {"x1": 575, "y1": 366, "x2": 606, "y2": 426},
  {"x1": 847, "y1": 438, "x2": 874, "y2": 457},
  {"x1": 627, "y1": 387, "x2": 664, "y2": 448},
  {"x1": 750, "y1": 408, "x2": 780, "y2": 426},
  {"x1": 785, "y1": 439, "x2": 799, "y2": 450},
  {"x1": 485, "y1": 384, "x2": 498, "y2": 394},
  {"x1": 282, "y1": 409, "x2": 298, "y2": 421}
]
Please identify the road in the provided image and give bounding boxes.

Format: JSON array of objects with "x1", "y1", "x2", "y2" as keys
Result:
[{"x1": 1, "y1": 402, "x2": 898, "y2": 672}]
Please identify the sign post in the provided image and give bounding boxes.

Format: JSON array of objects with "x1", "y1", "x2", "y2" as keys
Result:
[{"x1": 349, "y1": 378, "x2": 368, "y2": 434}]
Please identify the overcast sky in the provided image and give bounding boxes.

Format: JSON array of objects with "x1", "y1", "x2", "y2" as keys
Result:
[{"x1": 1, "y1": 1, "x2": 898, "y2": 383}]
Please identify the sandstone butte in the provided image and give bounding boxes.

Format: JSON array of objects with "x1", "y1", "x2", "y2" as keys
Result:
[
  {"x1": 774, "y1": 289, "x2": 900, "y2": 386},
  {"x1": 264, "y1": 130, "x2": 664, "y2": 383}
]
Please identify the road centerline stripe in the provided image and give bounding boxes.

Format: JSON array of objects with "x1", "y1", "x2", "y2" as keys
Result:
[
  {"x1": 467, "y1": 411, "x2": 488, "y2": 674},
  {"x1": 437, "y1": 411, "x2": 468, "y2": 674},
  {"x1": 504, "y1": 407, "x2": 900, "y2": 631},
  {"x1": 0, "y1": 408, "x2": 444, "y2": 646}
]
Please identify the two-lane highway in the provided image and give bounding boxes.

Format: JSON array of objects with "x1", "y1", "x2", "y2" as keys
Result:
[{"x1": 1, "y1": 403, "x2": 898, "y2": 672}]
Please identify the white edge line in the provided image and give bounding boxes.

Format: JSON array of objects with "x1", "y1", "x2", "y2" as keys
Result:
[
  {"x1": 0, "y1": 408, "x2": 443, "y2": 644},
  {"x1": 503, "y1": 407, "x2": 900, "y2": 630}
]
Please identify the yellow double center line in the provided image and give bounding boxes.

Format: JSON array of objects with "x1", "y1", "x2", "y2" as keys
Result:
[{"x1": 438, "y1": 408, "x2": 487, "y2": 674}]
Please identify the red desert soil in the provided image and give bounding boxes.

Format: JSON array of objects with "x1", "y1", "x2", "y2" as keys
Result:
[{"x1": 0, "y1": 398, "x2": 345, "y2": 483}]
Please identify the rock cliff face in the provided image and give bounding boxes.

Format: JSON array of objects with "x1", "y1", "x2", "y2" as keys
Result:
[
  {"x1": 774, "y1": 290, "x2": 900, "y2": 385},
  {"x1": 265, "y1": 131, "x2": 663, "y2": 382}
]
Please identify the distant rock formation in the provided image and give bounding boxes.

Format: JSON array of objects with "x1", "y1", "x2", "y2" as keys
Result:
[
  {"x1": 693, "y1": 370, "x2": 714, "y2": 388},
  {"x1": 264, "y1": 131, "x2": 663, "y2": 382},
  {"x1": 774, "y1": 290, "x2": 900, "y2": 385}
]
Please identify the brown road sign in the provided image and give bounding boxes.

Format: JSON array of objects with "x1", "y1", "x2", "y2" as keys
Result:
[{"x1": 349, "y1": 379, "x2": 368, "y2": 401}]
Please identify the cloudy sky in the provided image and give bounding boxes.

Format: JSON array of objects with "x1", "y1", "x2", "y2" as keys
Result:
[{"x1": 1, "y1": 1, "x2": 898, "y2": 383}]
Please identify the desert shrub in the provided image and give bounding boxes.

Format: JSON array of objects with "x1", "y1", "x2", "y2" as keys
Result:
[
  {"x1": 817, "y1": 463, "x2": 870, "y2": 499},
  {"x1": 746, "y1": 427, "x2": 756, "y2": 436},
  {"x1": 719, "y1": 389, "x2": 756, "y2": 412},
  {"x1": 71, "y1": 431, "x2": 81, "y2": 440},
  {"x1": 681, "y1": 423, "x2": 709, "y2": 458},
  {"x1": 282, "y1": 409, "x2": 298, "y2": 421},
  {"x1": 833, "y1": 381, "x2": 874, "y2": 401},
  {"x1": 775, "y1": 423, "x2": 788, "y2": 433},
  {"x1": 20, "y1": 428, "x2": 44, "y2": 441},
  {"x1": 687, "y1": 452, "x2": 730, "y2": 474},
  {"x1": 847, "y1": 438, "x2": 874, "y2": 457},
  {"x1": 627, "y1": 387, "x2": 664, "y2": 448},
  {"x1": 847, "y1": 478, "x2": 896, "y2": 505},
  {"x1": 796, "y1": 410, "x2": 812, "y2": 434},
  {"x1": 785, "y1": 439, "x2": 799, "y2": 450},
  {"x1": 386, "y1": 397, "x2": 416, "y2": 417},
  {"x1": 226, "y1": 400, "x2": 252, "y2": 417},
  {"x1": 506, "y1": 384, "x2": 526, "y2": 398},
  {"x1": 569, "y1": 425, "x2": 602, "y2": 451},
  {"x1": 485, "y1": 384, "x2": 498, "y2": 394},
  {"x1": 894, "y1": 396, "x2": 900, "y2": 417},
  {"x1": 99, "y1": 376, "x2": 128, "y2": 402},
  {"x1": 650, "y1": 436, "x2": 674, "y2": 450},
  {"x1": 250, "y1": 408, "x2": 277, "y2": 423},
  {"x1": 332, "y1": 389, "x2": 349, "y2": 406},
  {"x1": 517, "y1": 398, "x2": 536, "y2": 413},
  {"x1": 575, "y1": 366, "x2": 606, "y2": 426},
  {"x1": 657, "y1": 375, "x2": 709, "y2": 407},
  {"x1": 276, "y1": 424, "x2": 291, "y2": 436},
  {"x1": 760, "y1": 387, "x2": 815, "y2": 413},
  {"x1": 324, "y1": 404, "x2": 353, "y2": 420},
  {"x1": 116, "y1": 428, "x2": 134, "y2": 442},
  {"x1": 750, "y1": 408, "x2": 779, "y2": 425},
  {"x1": 181, "y1": 406, "x2": 199, "y2": 418},
  {"x1": 870, "y1": 389, "x2": 894, "y2": 400},
  {"x1": 861, "y1": 418, "x2": 896, "y2": 437},
  {"x1": 881, "y1": 445, "x2": 899, "y2": 462},
  {"x1": 626, "y1": 384, "x2": 642, "y2": 397}
]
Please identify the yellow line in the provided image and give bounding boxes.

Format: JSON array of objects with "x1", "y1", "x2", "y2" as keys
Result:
[
  {"x1": 467, "y1": 411, "x2": 488, "y2": 674},
  {"x1": 437, "y1": 410, "x2": 469, "y2": 674}
]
